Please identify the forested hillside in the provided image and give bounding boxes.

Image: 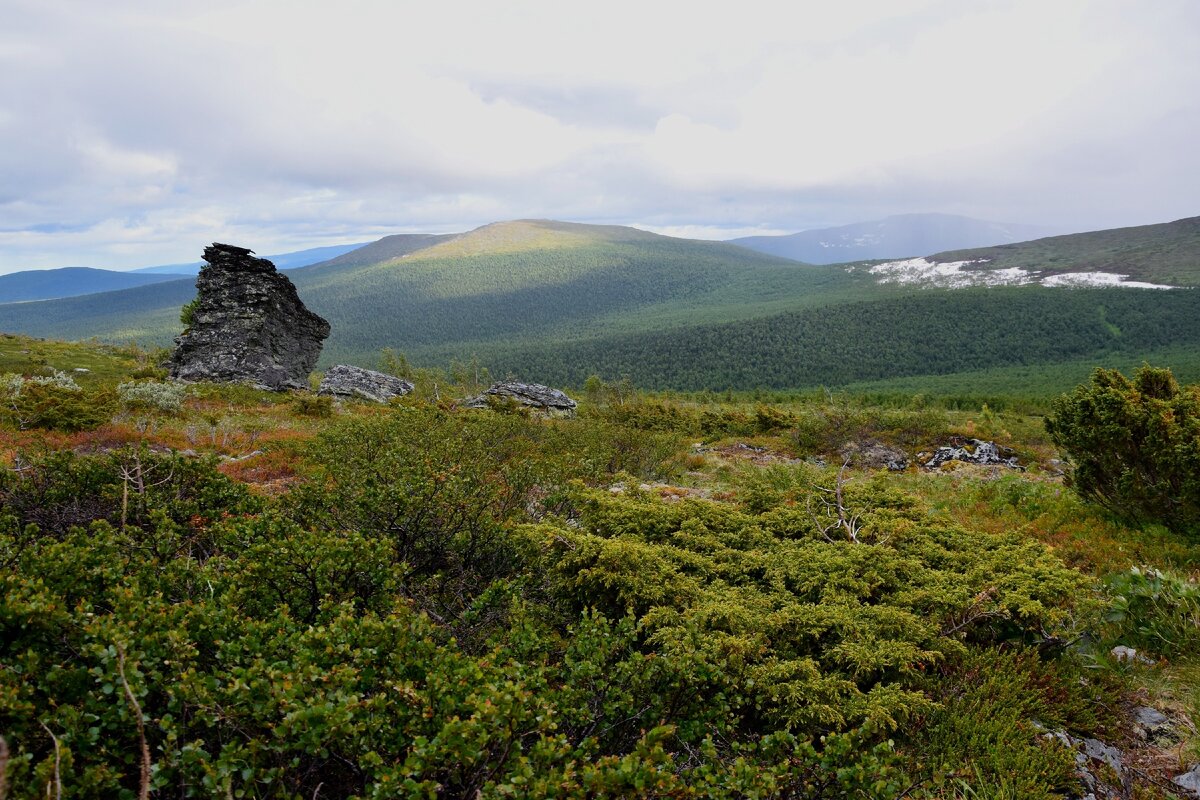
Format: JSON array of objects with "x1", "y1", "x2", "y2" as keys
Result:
[
  {"x1": 1, "y1": 219, "x2": 1197, "y2": 394},
  {"x1": 931, "y1": 215, "x2": 1200, "y2": 285},
  {"x1": 388, "y1": 286, "x2": 1200, "y2": 391}
]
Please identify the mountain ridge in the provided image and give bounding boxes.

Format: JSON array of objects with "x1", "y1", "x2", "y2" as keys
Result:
[
  {"x1": 731, "y1": 213, "x2": 1057, "y2": 264},
  {"x1": 0, "y1": 267, "x2": 182, "y2": 304},
  {"x1": 926, "y1": 215, "x2": 1200, "y2": 285},
  {"x1": 2, "y1": 216, "x2": 1198, "y2": 391}
]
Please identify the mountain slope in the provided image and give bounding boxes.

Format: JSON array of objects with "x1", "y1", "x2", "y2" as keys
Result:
[
  {"x1": 0, "y1": 267, "x2": 181, "y2": 303},
  {"x1": 731, "y1": 213, "x2": 1054, "y2": 264},
  {"x1": 927, "y1": 215, "x2": 1200, "y2": 285},
  {"x1": 2, "y1": 217, "x2": 1198, "y2": 393},
  {"x1": 301, "y1": 233, "x2": 459, "y2": 273},
  {"x1": 461, "y1": 286, "x2": 1200, "y2": 390},
  {"x1": 0, "y1": 219, "x2": 835, "y2": 353}
]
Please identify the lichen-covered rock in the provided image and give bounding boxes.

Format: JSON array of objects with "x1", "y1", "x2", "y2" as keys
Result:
[
  {"x1": 464, "y1": 381, "x2": 577, "y2": 416},
  {"x1": 168, "y1": 243, "x2": 330, "y2": 390},
  {"x1": 318, "y1": 364, "x2": 414, "y2": 403},
  {"x1": 1173, "y1": 764, "x2": 1200, "y2": 796},
  {"x1": 923, "y1": 438, "x2": 1021, "y2": 470},
  {"x1": 838, "y1": 440, "x2": 908, "y2": 471}
]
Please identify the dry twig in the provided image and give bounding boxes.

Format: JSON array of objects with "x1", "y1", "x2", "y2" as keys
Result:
[
  {"x1": 116, "y1": 645, "x2": 152, "y2": 800},
  {"x1": 37, "y1": 723, "x2": 61, "y2": 800}
]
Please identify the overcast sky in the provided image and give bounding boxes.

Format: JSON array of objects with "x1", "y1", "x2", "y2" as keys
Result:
[{"x1": 1, "y1": 0, "x2": 1197, "y2": 272}]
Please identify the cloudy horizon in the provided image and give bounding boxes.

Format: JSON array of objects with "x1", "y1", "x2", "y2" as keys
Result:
[{"x1": 1, "y1": 0, "x2": 1197, "y2": 273}]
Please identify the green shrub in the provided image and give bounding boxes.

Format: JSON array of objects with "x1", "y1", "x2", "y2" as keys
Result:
[
  {"x1": 0, "y1": 513, "x2": 920, "y2": 798},
  {"x1": 291, "y1": 393, "x2": 333, "y2": 417},
  {"x1": 179, "y1": 296, "x2": 199, "y2": 328},
  {"x1": 0, "y1": 372, "x2": 114, "y2": 431},
  {"x1": 0, "y1": 446, "x2": 259, "y2": 538},
  {"x1": 117, "y1": 379, "x2": 187, "y2": 414},
  {"x1": 915, "y1": 649, "x2": 1094, "y2": 798},
  {"x1": 1046, "y1": 365, "x2": 1200, "y2": 534},
  {"x1": 1105, "y1": 566, "x2": 1200, "y2": 658},
  {"x1": 524, "y1": 482, "x2": 1090, "y2": 733}
]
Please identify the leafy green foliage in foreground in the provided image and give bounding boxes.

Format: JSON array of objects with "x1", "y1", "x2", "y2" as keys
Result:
[
  {"x1": 0, "y1": 405, "x2": 1104, "y2": 798},
  {"x1": 1047, "y1": 365, "x2": 1200, "y2": 536}
]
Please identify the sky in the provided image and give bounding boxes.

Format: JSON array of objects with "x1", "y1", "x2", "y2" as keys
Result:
[{"x1": 0, "y1": 0, "x2": 1197, "y2": 272}]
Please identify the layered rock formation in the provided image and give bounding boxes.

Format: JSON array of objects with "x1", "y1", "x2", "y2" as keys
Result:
[
  {"x1": 318, "y1": 364, "x2": 414, "y2": 403},
  {"x1": 168, "y1": 244, "x2": 330, "y2": 390},
  {"x1": 464, "y1": 381, "x2": 577, "y2": 416}
]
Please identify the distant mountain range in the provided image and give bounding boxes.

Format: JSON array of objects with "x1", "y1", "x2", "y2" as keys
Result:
[
  {"x1": 0, "y1": 268, "x2": 182, "y2": 304},
  {"x1": 131, "y1": 242, "x2": 370, "y2": 275},
  {"x1": 1, "y1": 216, "x2": 1196, "y2": 392},
  {"x1": 926, "y1": 215, "x2": 1200, "y2": 285},
  {"x1": 730, "y1": 213, "x2": 1056, "y2": 264},
  {"x1": 0, "y1": 242, "x2": 371, "y2": 303}
]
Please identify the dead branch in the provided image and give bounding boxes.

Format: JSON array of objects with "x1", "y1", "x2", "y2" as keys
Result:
[
  {"x1": 0, "y1": 734, "x2": 9, "y2": 800},
  {"x1": 116, "y1": 645, "x2": 152, "y2": 800},
  {"x1": 807, "y1": 458, "x2": 863, "y2": 543},
  {"x1": 37, "y1": 723, "x2": 61, "y2": 800}
]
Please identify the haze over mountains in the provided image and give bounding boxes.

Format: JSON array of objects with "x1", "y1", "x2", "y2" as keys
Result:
[
  {"x1": 0, "y1": 243, "x2": 372, "y2": 303},
  {"x1": 0, "y1": 268, "x2": 183, "y2": 304},
  {"x1": 730, "y1": 213, "x2": 1057, "y2": 264},
  {"x1": 0, "y1": 214, "x2": 1196, "y2": 393},
  {"x1": 131, "y1": 243, "x2": 370, "y2": 276}
]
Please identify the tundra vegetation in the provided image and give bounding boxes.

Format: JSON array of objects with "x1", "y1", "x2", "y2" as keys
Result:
[{"x1": 0, "y1": 334, "x2": 1198, "y2": 798}]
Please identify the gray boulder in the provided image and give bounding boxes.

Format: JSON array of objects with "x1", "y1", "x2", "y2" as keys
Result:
[
  {"x1": 1131, "y1": 705, "x2": 1174, "y2": 743},
  {"x1": 318, "y1": 364, "x2": 414, "y2": 403},
  {"x1": 169, "y1": 243, "x2": 330, "y2": 391},
  {"x1": 924, "y1": 438, "x2": 1021, "y2": 470},
  {"x1": 1174, "y1": 765, "x2": 1200, "y2": 796},
  {"x1": 465, "y1": 381, "x2": 577, "y2": 416},
  {"x1": 839, "y1": 440, "x2": 908, "y2": 471}
]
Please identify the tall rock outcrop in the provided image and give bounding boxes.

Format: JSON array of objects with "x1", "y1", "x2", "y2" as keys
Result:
[{"x1": 168, "y1": 243, "x2": 330, "y2": 390}]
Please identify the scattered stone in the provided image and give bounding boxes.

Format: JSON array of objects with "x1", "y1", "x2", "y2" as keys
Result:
[
  {"x1": 318, "y1": 364, "x2": 414, "y2": 403},
  {"x1": 1079, "y1": 737, "x2": 1123, "y2": 775},
  {"x1": 464, "y1": 381, "x2": 577, "y2": 416},
  {"x1": 168, "y1": 243, "x2": 330, "y2": 391},
  {"x1": 221, "y1": 450, "x2": 264, "y2": 463},
  {"x1": 1173, "y1": 765, "x2": 1200, "y2": 796},
  {"x1": 1111, "y1": 645, "x2": 1155, "y2": 665},
  {"x1": 1043, "y1": 731, "x2": 1128, "y2": 800},
  {"x1": 923, "y1": 438, "x2": 1021, "y2": 470},
  {"x1": 839, "y1": 440, "x2": 908, "y2": 471},
  {"x1": 1131, "y1": 705, "x2": 1172, "y2": 741}
]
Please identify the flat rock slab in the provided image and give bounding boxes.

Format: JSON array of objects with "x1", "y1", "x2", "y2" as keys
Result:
[
  {"x1": 318, "y1": 364, "x2": 414, "y2": 403},
  {"x1": 464, "y1": 381, "x2": 577, "y2": 416}
]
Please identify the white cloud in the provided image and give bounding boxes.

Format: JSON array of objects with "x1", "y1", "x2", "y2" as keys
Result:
[{"x1": 0, "y1": 0, "x2": 1197, "y2": 271}]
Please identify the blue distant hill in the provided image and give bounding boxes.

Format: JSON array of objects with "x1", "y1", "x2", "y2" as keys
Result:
[
  {"x1": 131, "y1": 242, "x2": 370, "y2": 275},
  {"x1": 0, "y1": 267, "x2": 182, "y2": 304},
  {"x1": 0, "y1": 242, "x2": 373, "y2": 303},
  {"x1": 730, "y1": 213, "x2": 1058, "y2": 264}
]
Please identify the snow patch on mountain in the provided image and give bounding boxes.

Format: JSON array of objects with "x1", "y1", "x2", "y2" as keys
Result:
[
  {"x1": 865, "y1": 258, "x2": 1178, "y2": 290},
  {"x1": 1040, "y1": 272, "x2": 1175, "y2": 290},
  {"x1": 868, "y1": 258, "x2": 1035, "y2": 288}
]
